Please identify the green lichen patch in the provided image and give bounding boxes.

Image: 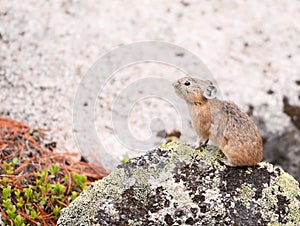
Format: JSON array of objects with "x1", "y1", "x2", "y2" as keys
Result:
[
  {"x1": 239, "y1": 183, "x2": 257, "y2": 207},
  {"x1": 58, "y1": 142, "x2": 300, "y2": 226},
  {"x1": 219, "y1": 164, "x2": 271, "y2": 199}
]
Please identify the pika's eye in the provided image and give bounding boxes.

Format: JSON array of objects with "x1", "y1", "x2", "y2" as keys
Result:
[{"x1": 184, "y1": 81, "x2": 190, "y2": 86}]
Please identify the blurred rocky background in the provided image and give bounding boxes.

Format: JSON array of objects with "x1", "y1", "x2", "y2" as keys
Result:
[{"x1": 0, "y1": 1, "x2": 299, "y2": 180}]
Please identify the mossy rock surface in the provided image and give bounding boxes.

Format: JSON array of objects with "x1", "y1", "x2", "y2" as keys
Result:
[{"x1": 57, "y1": 142, "x2": 300, "y2": 226}]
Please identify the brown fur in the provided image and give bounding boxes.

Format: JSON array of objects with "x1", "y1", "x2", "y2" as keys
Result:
[{"x1": 173, "y1": 77, "x2": 263, "y2": 166}]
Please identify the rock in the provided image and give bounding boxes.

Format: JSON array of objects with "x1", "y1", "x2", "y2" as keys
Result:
[
  {"x1": 249, "y1": 106, "x2": 300, "y2": 182},
  {"x1": 263, "y1": 127, "x2": 300, "y2": 182},
  {"x1": 57, "y1": 142, "x2": 300, "y2": 226},
  {"x1": 283, "y1": 96, "x2": 300, "y2": 130}
]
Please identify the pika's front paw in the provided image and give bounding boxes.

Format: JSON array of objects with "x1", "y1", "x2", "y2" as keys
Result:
[{"x1": 195, "y1": 139, "x2": 209, "y2": 150}]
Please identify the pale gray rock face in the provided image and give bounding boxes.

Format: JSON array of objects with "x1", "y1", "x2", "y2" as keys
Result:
[
  {"x1": 58, "y1": 143, "x2": 300, "y2": 226},
  {"x1": 263, "y1": 127, "x2": 300, "y2": 182}
]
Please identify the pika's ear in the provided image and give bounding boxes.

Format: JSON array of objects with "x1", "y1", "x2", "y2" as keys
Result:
[
  {"x1": 204, "y1": 85, "x2": 217, "y2": 99},
  {"x1": 206, "y1": 80, "x2": 213, "y2": 85}
]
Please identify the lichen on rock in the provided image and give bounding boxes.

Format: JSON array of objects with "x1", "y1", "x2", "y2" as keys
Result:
[{"x1": 57, "y1": 142, "x2": 300, "y2": 226}]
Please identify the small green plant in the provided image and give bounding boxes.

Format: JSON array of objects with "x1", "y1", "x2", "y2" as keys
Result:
[
  {"x1": 6, "y1": 204, "x2": 17, "y2": 219},
  {"x1": 53, "y1": 205, "x2": 60, "y2": 217},
  {"x1": 72, "y1": 172, "x2": 87, "y2": 190},
  {"x1": 2, "y1": 198, "x2": 11, "y2": 210},
  {"x1": 29, "y1": 209, "x2": 39, "y2": 219},
  {"x1": 0, "y1": 161, "x2": 91, "y2": 225},
  {"x1": 2, "y1": 185, "x2": 11, "y2": 200},
  {"x1": 50, "y1": 163, "x2": 60, "y2": 175},
  {"x1": 23, "y1": 187, "x2": 33, "y2": 201},
  {"x1": 122, "y1": 156, "x2": 130, "y2": 164},
  {"x1": 71, "y1": 191, "x2": 78, "y2": 200},
  {"x1": 13, "y1": 214, "x2": 25, "y2": 226},
  {"x1": 0, "y1": 122, "x2": 104, "y2": 225},
  {"x1": 3, "y1": 161, "x2": 14, "y2": 175}
]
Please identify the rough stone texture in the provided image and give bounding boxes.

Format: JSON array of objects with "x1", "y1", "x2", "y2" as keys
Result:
[
  {"x1": 1, "y1": 1, "x2": 300, "y2": 171},
  {"x1": 57, "y1": 142, "x2": 300, "y2": 226},
  {"x1": 263, "y1": 127, "x2": 300, "y2": 183},
  {"x1": 252, "y1": 113, "x2": 300, "y2": 182}
]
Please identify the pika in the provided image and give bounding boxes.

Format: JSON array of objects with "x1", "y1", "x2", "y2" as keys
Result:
[{"x1": 173, "y1": 77, "x2": 263, "y2": 166}]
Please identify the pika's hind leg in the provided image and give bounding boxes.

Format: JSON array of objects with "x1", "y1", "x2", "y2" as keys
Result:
[
  {"x1": 221, "y1": 146, "x2": 244, "y2": 166},
  {"x1": 221, "y1": 157, "x2": 238, "y2": 167}
]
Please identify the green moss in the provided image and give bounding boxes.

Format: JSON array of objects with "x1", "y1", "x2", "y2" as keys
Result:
[
  {"x1": 160, "y1": 142, "x2": 226, "y2": 171},
  {"x1": 276, "y1": 171, "x2": 300, "y2": 224},
  {"x1": 276, "y1": 171, "x2": 300, "y2": 199},
  {"x1": 161, "y1": 142, "x2": 197, "y2": 159},
  {"x1": 287, "y1": 203, "x2": 300, "y2": 226},
  {"x1": 257, "y1": 167, "x2": 300, "y2": 224},
  {"x1": 267, "y1": 223, "x2": 280, "y2": 226},
  {"x1": 122, "y1": 156, "x2": 130, "y2": 164},
  {"x1": 98, "y1": 168, "x2": 126, "y2": 197},
  {"x1": 239, "y1": 183, "x2": 256, "y2": 208},
  {"x1": 59, "y1": 168, "x2": 126, "y2": 224},
  {"x1": 260, "y1": 185, "x2": 280, "y2": 220},
  {"x1": 202, "y1": 147, "x2": 226, "y2": 171},
  {"x1": 159, "y1": 141, "x2": 180, "y2": 150}
]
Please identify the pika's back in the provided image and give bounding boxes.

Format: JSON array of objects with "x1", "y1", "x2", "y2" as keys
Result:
[{"x1": 220, "y1": 101, "x2": 261, "y2": 145}]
